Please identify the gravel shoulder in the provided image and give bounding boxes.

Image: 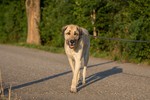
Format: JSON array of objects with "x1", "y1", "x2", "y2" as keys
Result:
[{"x1": 0, "y1": 44, "x2": 150, "y2": 100}]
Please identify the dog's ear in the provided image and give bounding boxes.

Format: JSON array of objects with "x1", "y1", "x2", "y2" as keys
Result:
[
  {"x1": 62, "y1": 25, "x2": 68, "y2": 34},
  {"x1": 77, "y1": 27, "x2": 83, "y2": 35}
]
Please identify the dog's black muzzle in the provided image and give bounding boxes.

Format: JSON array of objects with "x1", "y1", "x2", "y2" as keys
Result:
[{"x1": 68, "y1": 39, "x2": 77, "y2": 49}]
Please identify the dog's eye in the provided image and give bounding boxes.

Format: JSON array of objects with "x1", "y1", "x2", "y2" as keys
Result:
[
  {"x1": 74, "y1": 32, "x2": 78, "y2": 35},
  {"x1": 67, "y1": 32, "x2": 70, "y2": 35}
]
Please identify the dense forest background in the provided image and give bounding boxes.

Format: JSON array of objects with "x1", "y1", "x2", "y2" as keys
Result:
[{"x1": 0, "y1": 0, "x2": 150, "y2": 64}]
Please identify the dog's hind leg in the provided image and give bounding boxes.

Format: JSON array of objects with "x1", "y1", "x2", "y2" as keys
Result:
[
  {"x1": 77, "y1": 71, "x2": 80, "y2": 84},
  {"x1": 82, "y1": 50, "x2": 89, "y2": 85},
  {"x1": 82, "y1": 66, "x2": 87, "y2": 85}
]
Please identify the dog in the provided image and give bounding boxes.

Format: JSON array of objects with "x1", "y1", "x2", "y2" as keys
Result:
[{"x1": 62, "y1": 24, "x2": 90, "y2": 93}]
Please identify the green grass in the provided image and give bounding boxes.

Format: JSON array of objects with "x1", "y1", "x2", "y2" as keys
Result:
[
  {"x1": 15, "y1": 43, "x2": 65, "y2": 54},
  {"x1": 17, "y1": 43, "x2": 110, "y2": 58}
]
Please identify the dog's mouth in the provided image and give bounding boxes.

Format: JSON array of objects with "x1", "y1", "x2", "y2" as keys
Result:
[
  {"x1": 69, "y1": 45, "x2": 75, "y2": 49},
  {"x1": 67, "y1": 40, "x2": 77, "y2": 49},
  {"x1": 69, "y1": 42, "x2": 76, "y2": 49}
]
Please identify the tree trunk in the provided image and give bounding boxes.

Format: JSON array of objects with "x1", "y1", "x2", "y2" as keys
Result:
[{"x1": 26, "y1": 0, "x2": 41, "y2": 45}]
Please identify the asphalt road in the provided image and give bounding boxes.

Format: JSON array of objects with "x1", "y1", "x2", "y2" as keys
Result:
[{"x1": 0, "y1": 45, "x2": 150, "y2": 100}]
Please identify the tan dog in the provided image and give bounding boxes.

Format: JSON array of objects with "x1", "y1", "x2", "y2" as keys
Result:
[{"x1": 62, "y1": 24, "x2": 90, "y2": 93}]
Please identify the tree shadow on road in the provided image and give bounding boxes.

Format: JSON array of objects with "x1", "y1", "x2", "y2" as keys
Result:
[
  {"x1": 78, "y1": 67, "x2": 122, "y2": 92},
  {"x1": 4, "y1": 61, "x2": 115, "y2": 94}
]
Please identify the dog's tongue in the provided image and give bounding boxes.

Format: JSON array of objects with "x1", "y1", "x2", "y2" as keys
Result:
[{"x1": 69, "y1": 45, "x2": 74, "y2": 49}]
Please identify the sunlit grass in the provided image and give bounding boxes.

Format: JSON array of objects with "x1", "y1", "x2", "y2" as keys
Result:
[{"x1": 16, "y1": 43, "x2": 65, "y2": 54}]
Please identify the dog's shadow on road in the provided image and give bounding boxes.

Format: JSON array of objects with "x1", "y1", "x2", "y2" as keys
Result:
[
  {"x1": 4, "y1": 61, "x2": 122, "y2": 94},
  {"x1": 78, "y1": 66, "x2": 122, "y2": 92}
]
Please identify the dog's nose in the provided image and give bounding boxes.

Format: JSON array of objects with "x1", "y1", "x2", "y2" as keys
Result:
[{"x1": 70, "y1": 40, "x2": 75, "y2": 44}]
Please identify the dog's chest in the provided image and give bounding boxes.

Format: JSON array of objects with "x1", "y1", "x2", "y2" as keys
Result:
[
  {"x1": 65, "y1": 45, "x2": 83, "y2": 58},
  {"x1": 66, "y1": 47, "x2": 77, "y2": 56}
]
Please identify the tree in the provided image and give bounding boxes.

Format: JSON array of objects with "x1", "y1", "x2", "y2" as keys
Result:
[{"x1": 26, "y1": 0, "x2": 41, "y2": 45}]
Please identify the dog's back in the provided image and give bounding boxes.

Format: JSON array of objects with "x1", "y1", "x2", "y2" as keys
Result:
[{"x1": 81, "y1": 28, "x2": 90, "y2": 53}]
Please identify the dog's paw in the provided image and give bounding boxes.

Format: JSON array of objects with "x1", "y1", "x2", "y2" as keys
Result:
[
  {"x1": 82, "y1": 80, "x2": 86, "y2": 85},
  {"x1": 70, "y1": 87, "x2": 77, "y2": 93}
]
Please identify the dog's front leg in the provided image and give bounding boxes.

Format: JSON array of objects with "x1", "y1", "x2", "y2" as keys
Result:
[
  {"x1": 70, "y1": 59, "x2": 81, "y2": 93},
  {"x1": 68, "y1": 57, "x2": 75, "y2": 74}
]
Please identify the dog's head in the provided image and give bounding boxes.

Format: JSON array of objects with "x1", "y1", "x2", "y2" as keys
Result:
[{"x1": 62, "y1": 24, "x2": 82, "y2": 49}]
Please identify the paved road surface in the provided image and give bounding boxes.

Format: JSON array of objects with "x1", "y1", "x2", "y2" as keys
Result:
[{"x1": 0, "y1": 45, "x2": 150, "y2": 100}]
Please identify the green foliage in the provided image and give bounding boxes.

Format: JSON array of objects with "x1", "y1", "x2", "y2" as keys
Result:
[
  {"x1": 0, "y1": 0, "x2": 150, "y2": 64},
  {"x1": 0, "y1": 0, "x2": 26, "y2": 43}
]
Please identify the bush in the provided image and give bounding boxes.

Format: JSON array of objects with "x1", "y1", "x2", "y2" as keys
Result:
[{"x1": 0, "y1": 0, "x2": 26, "y2": 43}]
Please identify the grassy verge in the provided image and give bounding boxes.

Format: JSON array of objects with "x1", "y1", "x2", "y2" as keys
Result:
[
  {"x1": 15, "y1": 43, "x2": 65, "y2": 54},
  {"x1": 1, "y1": 42, "x2": 150, "y2": 65},
  {"x1": 90, "y1": 50, "x2": 150, "y2": 65},
  {"x1": 16, "y1": 43, "x2": 110, "y2": 59}
]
